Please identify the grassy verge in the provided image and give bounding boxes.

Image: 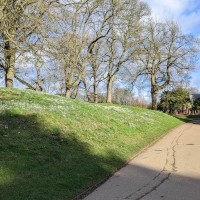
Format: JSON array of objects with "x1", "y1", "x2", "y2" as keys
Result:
[{"x1": 0, "y1": 88, "x2": 183, "y2": 200}]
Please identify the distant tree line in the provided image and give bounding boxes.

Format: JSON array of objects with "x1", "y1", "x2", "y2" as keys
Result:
[{"x1": 0, "y1": 0, "x2": 199, "y2": 109}]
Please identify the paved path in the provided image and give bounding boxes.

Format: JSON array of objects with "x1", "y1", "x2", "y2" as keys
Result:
[{"x1": 84, "y1": 121, "x2": 200, "y2": 200}]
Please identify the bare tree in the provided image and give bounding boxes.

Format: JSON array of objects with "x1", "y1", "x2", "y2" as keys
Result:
[
  {"x1": 46, "y1": 0, "x2": 112, "y2": 98},
  {"x1": 134, "y1": 20, "x2": 198, "y2": 110},
  {"x1": 83, "y1": 41, "x2": 108, "y2": 103},
  {"x1": 90, "y1": 47, "x2": 107, "y2": 103},
  {"x1": 15, "y1": 50, "x2": 46, "y2": 91},
  {"x1": 0, "y1": 0, "x2": 62, "y2": 87},
  {"x1": 112, "y1": 88, "x2": 134, "y2": 105},
  {"x1": 105, "y1": 0, "x2": 150, "y2": 103}
]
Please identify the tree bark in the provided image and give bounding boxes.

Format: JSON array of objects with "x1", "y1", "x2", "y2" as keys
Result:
[
  {"x1": 93, "y1": 73, "x2": 98, "y2": 103},
  {"x1": 151, "y1": 90, "x2": 158, "y2": 110},
  {"x1": 150, "y1": 72, "x2": 158, "y2": 110},
  {"x1": 5, "y1": 67, "x2": 14, "y2": 87},
  {"x1": 73, "y1": 82, "x2": 80, "y2": 99},
  {"x1": 94, "y1": 82, "x2": 98, "y2": 103},
  {"x1": 35, "y1": 68, "x2": 41, "y2": 92},
  {"x1": 65, "y1": 65, "x2": 71, "y2": 98},
  {"x1": 65, "y1": 87, "x2": 71, "y2": 98},
  {"x1": 5, "y1": 41, "x2": 15, "y2": 88},
  {"x1": 83, "y1": 79, "x2": 92, "y2": 102},
  {"x1": 106, "y1": 75, "x2": 114, "y2": 103}
]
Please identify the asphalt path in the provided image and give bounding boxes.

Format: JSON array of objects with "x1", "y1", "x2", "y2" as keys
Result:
[{"x1": 84, "y1": 121, "x2": 200, "y2": 200}]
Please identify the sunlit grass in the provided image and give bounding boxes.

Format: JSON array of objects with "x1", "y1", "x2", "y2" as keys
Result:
[{"x1": 0, "y1": 88, "x2": 183, "y2": 200}]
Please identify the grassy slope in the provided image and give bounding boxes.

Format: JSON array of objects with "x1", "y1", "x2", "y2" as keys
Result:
[{"x1": 0, "y1": 88, "x2": 183, "y2": 200}]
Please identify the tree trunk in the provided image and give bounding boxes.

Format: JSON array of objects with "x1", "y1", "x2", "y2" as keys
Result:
[
  {"x1": 35, "y1": 68, "x2": 41, "y2": 91},
  {"x1": 151, "y1": 90, "x2": 158, "y2": 110},
  {"x1": 73, "y1": 82, "x2": 80, "y2": 99},
  {"x1": 83, "y1": 79, "x2": 92, "y2": 102},
  {"x1": 94, "y1": 82, "x2": 98, "y2": 103},
  {"x1": 151, "y1": 73, "x2": 158, "y2": 110},
  {"x1": 5, "y1": 67, "x2": 14, "y2": 87},
  {"x1": 65, "y1": 80, "x2": 82, "y2": 99},
  {"x1": 5, "y1": 41, "x2": 15, "y2": 88},
  {"x1": 93, "y1": 75, "x2": 98, "y2": 103},
  {"x1": 65, "y1": 87, "x2": 71, "y2": 98},
  {"x1": 106, "y1": 75, "x2": 114, "y2": 103},
  {"x1": 65, "y1": 65, "x2": 71, "y2": 98}
]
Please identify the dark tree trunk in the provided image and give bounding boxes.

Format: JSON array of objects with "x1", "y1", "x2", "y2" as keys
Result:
[
  {"x1": 93, "y1": 75, "x2": 98, "y2": 103},
  {"x1": 65, "y1": 65, "x2": 71, "y2": 98},
  {"x1": 151, "y1": 90, "x2": 158, "y2": 110},
  {"x1": 5, "y1": 41, "x2": 15, "y2": 88},
  {"x1": 65, "y1": 86, "x2": 71, "y2": 98}
]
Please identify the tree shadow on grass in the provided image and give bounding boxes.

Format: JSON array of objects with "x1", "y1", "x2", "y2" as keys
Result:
[{"x1": 0, "y1": 111, "x2": 124, "y2": 200}]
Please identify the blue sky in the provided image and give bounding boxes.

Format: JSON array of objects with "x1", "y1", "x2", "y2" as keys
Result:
[{"x1": 143, "y1": 0, "x2": 200, "y2": 90}]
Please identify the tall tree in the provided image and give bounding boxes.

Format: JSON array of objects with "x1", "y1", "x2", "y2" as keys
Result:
[
  {"x1": 83, "y1": 41, "x2": 107, "y2": 103},
  {"x1": 0, "y1": 0, "x2": 57, "y2": 87},
  {"x1": 135, "y1": 20, "x2": 198, "y2": 110},
  {"x1": 46, "y1": 0, "x2": 112, "y2": 98},
  {"x1": 105, "y1": 0, "x2": 150, "y2": 103}
]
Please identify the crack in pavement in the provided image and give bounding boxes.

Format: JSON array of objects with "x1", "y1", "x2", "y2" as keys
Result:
[
  {"x1": 132, "y1": 173, "x2": 172, "y2": 200},
  {"x1": 124, "y1": 124, "x2": 193, "y2": 200},
  {"x1": 124, "y1": 149, "x2": 170, "y2": 200}
]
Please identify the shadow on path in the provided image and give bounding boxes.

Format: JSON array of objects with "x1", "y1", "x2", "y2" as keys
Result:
[{"x1": 84, "y1": 163, "x2": 200, "y2": 200}]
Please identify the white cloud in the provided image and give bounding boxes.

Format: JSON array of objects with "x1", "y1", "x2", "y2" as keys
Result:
[
  {"x1": 179, "y1": 10, "x2": 200, "y2": 33},
  {"x1": 143, "y1": 0, "x2": 189, "y2": 18},
  {"x1": 143, "y1": 0, "x2": 200, "y2": 34},
  {"x1": 142, "y1": 0, "x2": 200, "y2": 88}
]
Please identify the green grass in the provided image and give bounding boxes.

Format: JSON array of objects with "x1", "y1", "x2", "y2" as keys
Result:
[{"x1": 0, "y1": 88, "x2": 183, "y2": 200}]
